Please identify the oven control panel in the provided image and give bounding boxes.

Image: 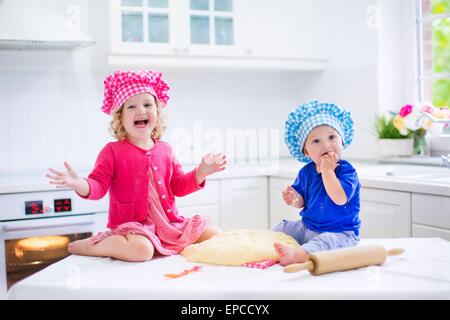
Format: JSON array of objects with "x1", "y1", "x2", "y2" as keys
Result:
[
  {"x1": 25, "y1": 200, "x2": 44, "y2": 215},
  {"x1": 25, "y1": 198, "x2": 72, "y2": 215},
  {"x1": 54, "y1": 198, "x2": 72, "y2": 213},
  {"x1": 0, "y1": 190, "x2": 109, "y2": 221}
]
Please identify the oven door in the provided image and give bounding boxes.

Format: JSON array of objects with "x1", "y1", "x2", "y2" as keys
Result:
[{"x1": 0, "y1": 213, "x2": 106, "y2": 299}]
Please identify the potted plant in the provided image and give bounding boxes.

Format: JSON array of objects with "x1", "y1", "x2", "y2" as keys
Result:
[
  {"x1": 375, "y1": 102, "x2": 449, "y2": 158},
  {"x1": 375, "y1": 114, "x2": 414, "y2": 158}
]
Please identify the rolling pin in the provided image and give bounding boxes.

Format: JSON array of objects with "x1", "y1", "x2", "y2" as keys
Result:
[{"x1": 283, "y1": 244, "x2": 404, "y2": 275}]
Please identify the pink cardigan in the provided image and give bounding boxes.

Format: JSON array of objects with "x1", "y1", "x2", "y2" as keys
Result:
[{"x1": 79, "y1": 139, "x2": 204, "y2": 229}]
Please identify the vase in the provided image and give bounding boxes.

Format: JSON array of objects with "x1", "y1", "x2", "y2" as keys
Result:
[
  {"x1": 411, "y1": 130, "x2": 429, "y2": 156},
  {"x1": 377, "y1": 138, "x2": 413, "y2": 158}
]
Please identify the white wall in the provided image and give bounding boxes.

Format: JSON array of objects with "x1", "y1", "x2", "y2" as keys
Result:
[
  {"x1": 377, "y1": 0, "x2": 418, "y2": 111},
  {"x1": 289, "y1": 0, "x2": 417, "y2": 161},
  {"x1": 0, "y1": 0, "x2": 416, "y2": 173},
  {"x1": 0, "y1": 68, "x2": 109, "y2": 173},
  {"x1": 291, "y1": 0, "x2": 380, "y2": 160},
  {"x1": 163, "y1": 70, "x2": 302, "y2": 164}
]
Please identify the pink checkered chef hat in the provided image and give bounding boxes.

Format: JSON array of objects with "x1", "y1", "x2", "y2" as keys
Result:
[{"x1": 101, "y1": 70, "x2": 170, "y2": 115}]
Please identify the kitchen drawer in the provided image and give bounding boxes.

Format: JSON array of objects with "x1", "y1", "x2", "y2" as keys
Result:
[
  {"x1": 412, "y1": 224, "x2": 450, "y2": 241},
  {"x1": 412, "y1": 194, "x2": 450, "y2": 229},
  {"x1": 175, "y1": 180, "x2": 220, "y2": 207},
  {"x1": 178, "y1": 205, "x2": 220, "y2": 227}
]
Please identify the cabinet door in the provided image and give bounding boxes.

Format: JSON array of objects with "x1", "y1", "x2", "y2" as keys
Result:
[
  {"x1": 242, "y1": 0, "x2": 328, "y2": 60},
  {"x1": 178, "y1": 204, "x2": 220, "y2": 226},
  {"x1": 176, "y1": 180, "x2": 220, "y2": 226},
  {"x1": 175, "y1": 180, "x2": 220, "y2": 207},
  {"x1": 359, "y1": 188, "x2": 411, "y2": 238},
  {"x1": 269, "y1": 178, "x2": 301, "y2": 228},
  {"x1": 412, "y1": 194, "x2": 450, "y2": 230},
  {"x1": 412, "y1": 224, "x2": 450, "y2": 241},
  {"x1": 110, "y1": 0, "x2": 242, "y2": 56},
  {"x1": 181, "y1": 0, "x2": 243, "y2": 56},
  {"x1": 220, "y1": 177, "x2": 268, "y2": 231}
]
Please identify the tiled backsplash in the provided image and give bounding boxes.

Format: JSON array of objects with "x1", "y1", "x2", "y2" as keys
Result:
[
  {"x1": 0, "y1": 70, "x2": 302, "y2": 173},
  {"x1": 0, "y1": 71, "x2": 111, "y2": 173}
]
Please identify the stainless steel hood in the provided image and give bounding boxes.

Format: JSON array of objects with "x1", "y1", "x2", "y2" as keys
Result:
[{"x1": 0, "y1": 0, "x2": 95, "y2": 51}]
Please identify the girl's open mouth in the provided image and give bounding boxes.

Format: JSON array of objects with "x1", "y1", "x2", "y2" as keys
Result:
[{"x1": 134, "y1": 119, "x2": 149, "y2": 128}]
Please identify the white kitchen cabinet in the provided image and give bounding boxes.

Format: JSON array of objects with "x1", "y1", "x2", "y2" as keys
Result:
[
  {"x1": 268, "y1": 177, "x2": 301, "y2": 228},
  {"x1": 411, "y1": 194, "x2": 450, "y2": 240},
  {"x1": 242, "y1": 0, "x2": 328, "y2": 61},
  {"x1": 178, "y1": 204, "x2": 220, "y2": 226},
  {"x1": 411, "y1": 194, "x2": 450, "y2": 229},
  {"x1": 90, "y1": 0, "x2": 328, "y2": 70},
  {"x1": 412, "y1": 224, "x2": 450, "y2": 241},
  {"x1": 359, "y1": 187, "x2": 411, "y2": 238},
  {"x1": 109, "y1": 0, "x2": 242, "y2": 56},
  {"x1": 176, "y1": 180, "x2": 220, "y2": 226},
  {"x1": 219, "y1": 177, "x2": 268, "y2": 231}
]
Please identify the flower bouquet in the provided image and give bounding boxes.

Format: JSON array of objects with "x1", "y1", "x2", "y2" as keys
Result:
[
  {"x1": 375, "y1": 102, "x2": 450, "y2": 157},
  {"x1": 392, "y1": 102, "x2": 450, "y2": 155}
]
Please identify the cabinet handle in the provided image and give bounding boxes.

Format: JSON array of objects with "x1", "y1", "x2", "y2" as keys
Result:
[
  {"x1": 245, "y1": 49, "x2": 253, "y2": 55},
  {"x1": 173, "y1": 47, "x2": 180, "y2": 53},
  {"x1": 183, "y1": 47, "x2": 189, "y2": 53}
]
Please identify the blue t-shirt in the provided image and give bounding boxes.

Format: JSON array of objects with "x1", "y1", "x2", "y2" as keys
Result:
[{"x1": 291, "y1": 159, "x2": 361, "y2": 235}]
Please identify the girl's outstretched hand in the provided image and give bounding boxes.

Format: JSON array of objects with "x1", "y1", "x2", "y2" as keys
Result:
[
  {"x1": 196, "y1": 153, "x2": 227, "y2": 184},
  {"x1": 46, "y1": 161, "x2": 84, "y2": 190}
]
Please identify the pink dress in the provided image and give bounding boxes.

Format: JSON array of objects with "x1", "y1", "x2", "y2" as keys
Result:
[{"x1": 90, "y1": 166, "x2": 208, "y2": 255}]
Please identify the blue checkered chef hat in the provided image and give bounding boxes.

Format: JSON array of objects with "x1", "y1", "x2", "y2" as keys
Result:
[{"x1": 285, "y1": 100, "x2": 354, "y2": 163}]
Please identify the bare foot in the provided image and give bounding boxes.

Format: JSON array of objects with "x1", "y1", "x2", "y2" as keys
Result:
[
  {"x1": 274, "y1": 242, "x2": 309, "y2": 266},
  {"x1": 68, "y1": 238, "x2": 92, "y2": 256}
]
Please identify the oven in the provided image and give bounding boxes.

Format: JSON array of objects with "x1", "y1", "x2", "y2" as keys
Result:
[{"x1": 0, "y1": 189, "x2": 108, "y2": 299}]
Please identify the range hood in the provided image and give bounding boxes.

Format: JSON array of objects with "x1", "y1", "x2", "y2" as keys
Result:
[{"x1": 0, "y1": 0, "x2": 95, "y2": 51}]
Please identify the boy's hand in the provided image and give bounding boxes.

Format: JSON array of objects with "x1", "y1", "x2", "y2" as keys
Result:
[
  {"x1": 196, "y1": 153, "x2": 227, "y2": 184},
  {"x1": 282, "y1": 186, "x2": 302, "y2": 208},
  {"x1": 318, "y1": 152, "x2": 339, "y2": 173}
]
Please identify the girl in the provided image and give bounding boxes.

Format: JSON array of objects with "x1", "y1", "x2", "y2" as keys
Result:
[
  {"x1": 273, "y1": 101, "x2": 361, "y2": 265},
  {"x1": 47, "y1": 70, "x2": 226, "y2": 262}
]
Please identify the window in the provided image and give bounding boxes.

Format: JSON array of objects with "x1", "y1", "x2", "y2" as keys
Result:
[
  {"x1": 417, "y1": 0, "x2": 450, "y2": 108},
  {"x1": 417, "y1": 0, "x2": 450, "y2": 137},
  {"x1": 189, "y1": 0, "x2": 235, "y2": 45},
  {"x1": 121, "y1": 0, "x2": 170, "y2": 43}
]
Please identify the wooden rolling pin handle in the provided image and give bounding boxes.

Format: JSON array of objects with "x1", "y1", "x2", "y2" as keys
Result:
[
  {"x1": 386, "y1": 248, "x2": 405, "y2": 256},
  {"x1": 283, "y1": 260, "x2": 314, "y2": 273}
]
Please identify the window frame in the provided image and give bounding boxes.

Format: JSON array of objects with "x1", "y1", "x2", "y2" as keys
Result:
[
  {"x1": 188, "y1": 0, "x2": 236, "y2": 46},
  {"x1": 416, "y1": 0, "x2": 450, "y2": 138},
  {"x1": 415, "y1": 0, "x2": 450, "y2": 105},
  {"x1": 120, "y1": 0, "x2": 171, "y2": 44}
]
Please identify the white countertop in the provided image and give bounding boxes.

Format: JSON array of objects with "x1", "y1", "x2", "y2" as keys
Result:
[
  {"x1": 7, "y1": 238, "x2": 450, "y2": 300},
  {"x1": 1, "y1": 158, "x2": 449, "y2": 196}
]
